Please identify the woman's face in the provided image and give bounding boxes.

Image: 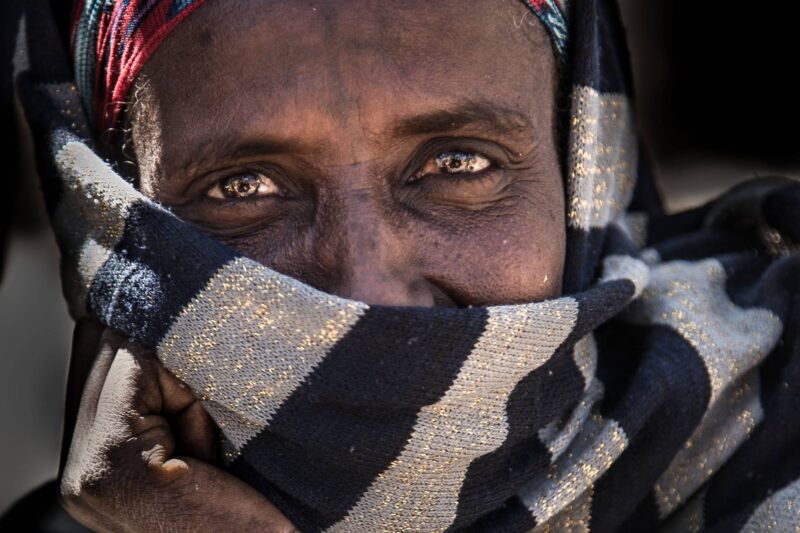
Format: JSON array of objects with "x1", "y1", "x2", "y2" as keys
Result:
[{"x1": 128, "y1": 0, "x2": 565, "y2": 307}]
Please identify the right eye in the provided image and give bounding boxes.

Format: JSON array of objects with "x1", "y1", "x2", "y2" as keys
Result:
[{"x1": 206, "y1": 171, "x2": 282, "y2": 200}]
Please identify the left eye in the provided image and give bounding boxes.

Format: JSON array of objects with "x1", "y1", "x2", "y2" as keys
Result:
[
  {"x1": 206, "y1": 172, "x2": 281, "y2": 200},
  {"x1": 411, "y1": 151, "x2": 493, "y2": 182}
]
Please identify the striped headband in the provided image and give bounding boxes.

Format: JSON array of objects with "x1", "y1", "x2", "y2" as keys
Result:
[{"x1": 69, "y1": 0, "x2": 569, "y2": 147}]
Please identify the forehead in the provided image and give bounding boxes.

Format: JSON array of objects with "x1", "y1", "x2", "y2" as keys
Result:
[{"x1": 133, "y1": 0, "x2": 557, "y2": 173}]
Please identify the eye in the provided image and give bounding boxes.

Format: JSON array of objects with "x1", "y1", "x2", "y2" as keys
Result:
[
  {"x1": 410, "y1": 150, "x2": 494, "y2": 183},
  {"x1": 206, "y1": 171, "x2": 282, "y2": 200}
]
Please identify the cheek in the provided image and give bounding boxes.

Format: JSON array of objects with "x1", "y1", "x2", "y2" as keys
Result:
[{"x1": 418, "y1": 204, "x2": 566, "y2": 306}]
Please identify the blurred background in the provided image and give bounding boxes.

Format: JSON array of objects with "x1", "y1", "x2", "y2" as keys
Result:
[{"x1": 1, "y1": 0, "x2": 799, "y2": 517}]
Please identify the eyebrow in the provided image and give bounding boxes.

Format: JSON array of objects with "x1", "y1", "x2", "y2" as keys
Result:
[
  {"x1": 170, "y1": 100, "x2": 534, "y2": 178},
  {"x1": 390, "y1": 100, "x2": 535, "y2": 138},
  {"x1": 173, "y1": 136, "x2": 310, "y2": 178}
]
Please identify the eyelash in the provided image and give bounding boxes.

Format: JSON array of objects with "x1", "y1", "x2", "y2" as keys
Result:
[{"x1": 203, "y1": 149, "x2": 500, "y2": 201}]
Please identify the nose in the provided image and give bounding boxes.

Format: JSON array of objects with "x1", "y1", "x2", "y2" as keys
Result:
[
  {"x1": 338, "y1": 230, "x2": 435, "y2": 307},
  {"x1": 316, "y1": 188, "x2": 435, "y2": 308}
]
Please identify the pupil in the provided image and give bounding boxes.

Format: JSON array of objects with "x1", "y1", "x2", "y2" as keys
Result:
[
  {"x1": 439, "y1": 152, "x2": 473, "y2": 173},
  {"x1": 224, "y1": 174, "x2": 259, "y2": 197}
]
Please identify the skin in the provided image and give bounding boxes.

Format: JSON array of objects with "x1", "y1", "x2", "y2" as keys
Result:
[{"x1": 60, "y1": 0, "x2": 566, "y2": 530}]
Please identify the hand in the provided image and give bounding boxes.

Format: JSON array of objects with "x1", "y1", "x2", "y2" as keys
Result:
[{"x1": 58, "y1": 319, "x2": 299, "y2": 532}]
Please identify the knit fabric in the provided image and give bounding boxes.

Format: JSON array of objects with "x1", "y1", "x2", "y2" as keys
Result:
[
  {"x1": 13, "y1": 0, "x2": 800, "y2": 531},
  {"x1": 69, "y1": 0, "x2": 208, "y2": 146}
]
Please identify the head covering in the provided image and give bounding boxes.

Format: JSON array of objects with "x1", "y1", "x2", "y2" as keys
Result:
[
  {"x1": 69, "y1": 0, "x2": 208, "y2": 146},
  {"x1": 67, "y1": 0, "x2": 569, "y2": 148},
  {"x1": 14, "y1": 0, "x2": 800, "y2": 531}
]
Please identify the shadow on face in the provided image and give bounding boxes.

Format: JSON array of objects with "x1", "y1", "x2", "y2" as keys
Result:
[{"x1": 125, "y1": 0, "x2": 566, "y2": 307}]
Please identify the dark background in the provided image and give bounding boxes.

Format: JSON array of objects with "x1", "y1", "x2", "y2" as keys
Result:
[
  {"x1": 626, "y1": 1, "x2": 800, "y2": 166},
  {"x1": 1, "y1": 0, "x2": 799, "y2": 513}
]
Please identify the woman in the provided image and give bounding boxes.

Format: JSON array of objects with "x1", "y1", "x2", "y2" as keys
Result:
[{"x1": 12, "y1": 0, "x2": 800, "y2": 531}]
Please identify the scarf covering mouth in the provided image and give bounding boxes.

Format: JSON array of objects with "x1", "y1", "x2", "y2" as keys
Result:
[{"x1": 13, "y1": 0, "x2": 800, "y2": 531}]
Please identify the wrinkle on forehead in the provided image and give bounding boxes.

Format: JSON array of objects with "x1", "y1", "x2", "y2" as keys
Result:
[
  {"x1": 127, "y1": 0, "x2": 558, "y2": 185},
  {"x1": 162, "y1": 0, "x2": 555, "y2": 82}
]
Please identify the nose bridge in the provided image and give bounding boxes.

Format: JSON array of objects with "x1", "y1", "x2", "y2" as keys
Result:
[{"x1": 321, "y1": 178, "x2": 433, "y2": 307}]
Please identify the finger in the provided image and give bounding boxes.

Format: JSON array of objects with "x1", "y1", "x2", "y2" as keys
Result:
[
  {"x1": 173, "y1": 400, "x2": 219, "y2": 462},
  {"x1": 84, "y1": 342, "x2": 207, "y2": 471},
  {"x1": 136, "y1": 420, "x2": 180, "y2": 473},
  {"x1": 102, "y1": 344, "x2": 179, "y2": 464},
  {"x1": 104, "y1": 345, "x2": 209, "y2": 470},
  {"x1": 154, "y1": 360, "x2": 220, "y2": 461},
  {"x1": 155, "y1": 358, "x2": 195, "y2": 414}
]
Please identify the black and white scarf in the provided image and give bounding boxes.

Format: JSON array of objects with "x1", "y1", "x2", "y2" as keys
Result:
[{"x1": 13, "y1": 0, "x2": 800, "y2": 531}]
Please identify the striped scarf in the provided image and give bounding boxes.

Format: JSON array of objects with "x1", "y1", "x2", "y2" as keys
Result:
[{"x1": 14, "y1": 0, "x2": 800, "y2": 531}]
